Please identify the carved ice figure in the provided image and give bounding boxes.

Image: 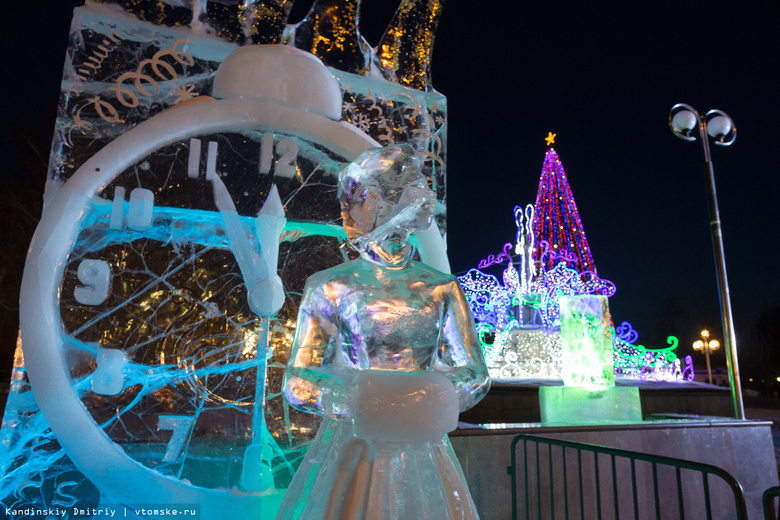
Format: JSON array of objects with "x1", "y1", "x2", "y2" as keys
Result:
[{"x1": 277, "y1": 144, "x2": 490, "y2": 520}]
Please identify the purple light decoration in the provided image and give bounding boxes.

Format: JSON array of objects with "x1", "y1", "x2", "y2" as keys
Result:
[
  {"x1": 615, "y1": 321, "x2": 639, "y2": 344},
  {"x1": 537, "y1": 240, "x2": 578, "y2": 267},
  {"x1": 461, "y1": 241, "x2": 616, "y2": 335},
  {"x1": 477, "y1": 242, "x2": 514, "y2": 269},
  {"x1": 457, "y1": 269, "x2": 511, "y2": 330},
  {"x1": 682, "y1": 356, "x2": 695, "y2": 382}
]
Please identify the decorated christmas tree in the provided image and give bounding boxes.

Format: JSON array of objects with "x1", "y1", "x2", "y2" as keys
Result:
[
  {"x1": 457, "y1": 134, "x2": 689, "y2": 382},
  {"x1": 532, "y1": 138, "x2": 597, "y2": 274}
]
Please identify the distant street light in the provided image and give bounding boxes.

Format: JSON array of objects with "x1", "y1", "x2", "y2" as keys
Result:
[
  {"x1": 669, "y1": 103, "x2": 744, "y2": 419},
  {"x1": 693, "y1": 329, "x2": 721, "y2": 385}
]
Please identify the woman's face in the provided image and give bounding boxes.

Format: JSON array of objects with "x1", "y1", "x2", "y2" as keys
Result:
[{"x1": 342, "y1": 151, "x2": 435, "y2": 245}]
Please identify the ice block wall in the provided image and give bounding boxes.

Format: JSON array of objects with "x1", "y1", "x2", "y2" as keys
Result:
[{"x1": 1, "y1": 1, "x2": 448, "y2": 517}]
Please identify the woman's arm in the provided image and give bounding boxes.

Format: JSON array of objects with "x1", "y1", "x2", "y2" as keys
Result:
[
  {"x1": 282, "y1": 277, "x2": 356, "y2": 418},
  {"x1": 434, "y1": 279, "x2": 491, "y2": 412}
]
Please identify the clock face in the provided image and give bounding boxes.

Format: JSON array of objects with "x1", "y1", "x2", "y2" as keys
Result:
[
  {"x1": 60, "y1": 134, "x2": 277, "y2": 489},
  {"x1": 21, "y1": 98, "x2": 376, "y2": 514}
]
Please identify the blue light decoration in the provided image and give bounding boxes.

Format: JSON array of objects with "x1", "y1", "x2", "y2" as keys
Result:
[
  {"x1": 457, "y1": 141, "x2": 688, "y2": 382},
  {"x1": 458, "y1": 246, "x2": 688, "y2": 381}
]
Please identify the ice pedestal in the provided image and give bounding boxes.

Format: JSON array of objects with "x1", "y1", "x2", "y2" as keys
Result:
[
  {"x1": 539, "y1": 386, "x2": 642, "y2": 424},
  {"x1": 541, "y1": 295, "x2": 642, "y2": 424}
]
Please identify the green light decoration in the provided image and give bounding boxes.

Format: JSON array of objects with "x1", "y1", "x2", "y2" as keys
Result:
[
  {"x1": 613, "y1": 334, "x2": 689, "y2": 380},
  {"x1": 559, "y1": 295, "x2": 614, "y2": 389}
]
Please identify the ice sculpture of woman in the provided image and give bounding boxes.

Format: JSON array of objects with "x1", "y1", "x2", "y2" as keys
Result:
[{"x1": 276, "y1": 144, "x2": 490, "y2": 520}]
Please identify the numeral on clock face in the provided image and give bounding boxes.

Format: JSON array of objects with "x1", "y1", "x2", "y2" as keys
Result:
[
  {"x1": 74, "y1": 259, "x2": 111, "y2": 305},
  {"x1": 260, "y1": 135, "x2": 299, "y2": 179},
  {"x1": 189, "y1": 136, "x2": 299, "y2": 180},
  {"x1": 158, "y1": 415, "x2": 195, "y2": 463},
  {"x1": 109, "y1": 187, "x2": 155, "y2": 231}
]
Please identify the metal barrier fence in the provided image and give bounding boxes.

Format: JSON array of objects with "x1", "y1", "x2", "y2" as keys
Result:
[
  {"x1": 764, "y1": 486, "x2": 779, "y2": 520},
  {"x1": 510, "y1": 434, "x2": 748, "y2": 520}
]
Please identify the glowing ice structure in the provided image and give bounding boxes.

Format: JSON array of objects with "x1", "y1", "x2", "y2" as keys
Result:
[
  {"x1": 541, "y1": 294, "x2": 643, "y2": 424},
  {"x1": 211, "y1": 172, "x2": 287, "y2": 491},
  {"x1": 278, "y1": 145, "x2": 490, "y2": 519},
  {"x1": 1, "y1": 5, "x2": 450, "y2": 517},
  {"x1": 559, "y1": 295, "x2": 614, "y2": 389},
  {"x1": 457, "y1": 210, "x2": 689, "y2": 382}
]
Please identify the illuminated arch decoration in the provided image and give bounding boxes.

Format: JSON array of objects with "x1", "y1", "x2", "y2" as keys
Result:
[{"x1": 458, "y1": 245, "x2": 689, "y2": 382}]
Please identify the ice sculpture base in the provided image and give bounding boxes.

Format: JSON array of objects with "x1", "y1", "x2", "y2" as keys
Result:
[{"x1": 539, "y1": 386, "x2": 642, "y2": 424}]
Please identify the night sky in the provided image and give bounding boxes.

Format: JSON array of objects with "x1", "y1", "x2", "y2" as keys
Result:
[
  {"x1": 3, "y1": 1, "x2": 779, "y2": 377},
  {"x1": 434, "y1": 1, "x2": 780, "y2": 370}
]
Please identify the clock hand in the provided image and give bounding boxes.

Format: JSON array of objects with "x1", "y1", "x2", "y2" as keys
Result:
[
  {"x1": 210, "y1": 172, "x2": 270, "y2": 286},
  {"x1": 210, "y1": 174, "x2": 284, "y2": 319},
  {"x1": 244, "y1": 185, "x2": 288, "y2": 492},
  {"x1": 254, "y1": 184, "x2": 286, "y2": 288},
  {"x1": 211, "y1": 174, "x2": 288, "y2": 491}
]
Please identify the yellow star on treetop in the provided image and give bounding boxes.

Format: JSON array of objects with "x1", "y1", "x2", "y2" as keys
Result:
[{"x1": 545, "y1": 132, "x2": 556, "y2": 146}]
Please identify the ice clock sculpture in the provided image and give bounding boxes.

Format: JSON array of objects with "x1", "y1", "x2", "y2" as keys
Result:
[
  {"x1": 278, "y1": 144, "x2": 491, "y2": 519},
  {"x1": 17, "y1": 45, "x2": 381, "y2": 518}
]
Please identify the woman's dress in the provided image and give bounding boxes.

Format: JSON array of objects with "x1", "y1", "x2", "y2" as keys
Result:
[{"x1": 276, "y1": 258, "x2": 490, "y2": 520}]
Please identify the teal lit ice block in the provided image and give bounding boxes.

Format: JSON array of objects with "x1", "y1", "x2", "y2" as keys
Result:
[{"x1": 539, "y1": 386, "x2": 642, "y2": 424}]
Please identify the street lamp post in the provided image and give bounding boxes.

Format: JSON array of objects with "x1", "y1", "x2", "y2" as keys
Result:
[
  {"x1": 668, "y1": 103, "x2": 744, "y2": 419},
  {"x1": 693, "y1": 329, "x2": 721, "y2": 385}
]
